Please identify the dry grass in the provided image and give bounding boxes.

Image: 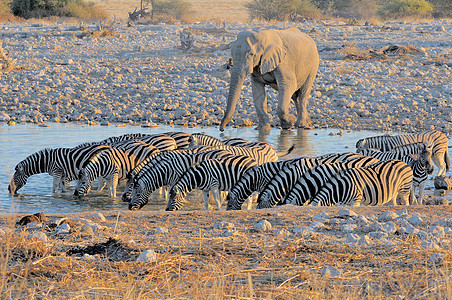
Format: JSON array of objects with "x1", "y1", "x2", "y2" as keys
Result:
[
  {"x1": 1, "y1": 205, "x2": 451, "y2": 298},
  {"x1": 92, "y1": 0, "x2": 250, "y2": 22}
]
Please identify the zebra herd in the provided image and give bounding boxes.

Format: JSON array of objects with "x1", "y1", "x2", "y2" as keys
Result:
[{"x1": 8, "y1": 129, "x2": 450, "y2": 210}]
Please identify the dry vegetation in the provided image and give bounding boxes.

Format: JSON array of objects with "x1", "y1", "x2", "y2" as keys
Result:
[{"x1": 1, "y1": 206, "x2": 451, "y2": 298}]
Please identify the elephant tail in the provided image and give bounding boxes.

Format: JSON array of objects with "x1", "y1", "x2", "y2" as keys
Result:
[{"x1": 277, "y1": 144, "x2": 295, "y2": 157}]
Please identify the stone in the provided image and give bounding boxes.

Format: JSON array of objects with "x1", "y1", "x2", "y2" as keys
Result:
[
  {"x1": 89, "y1": 213, "x2": 106, "y2": 222},
  {"x1": 358, "y1": 235, "x2": 371, "y2": 246},
  {"x1": 429, "y1": 253, "x2": 445, "y2": 264},
  {"x1": 309, "y1": 221, "x2": 325, "y2": 231},
  {"x1": 29, "y1": 231, "x2": 48, "y2": 242},
  {"x1": 432, "y1": 218, "x2": 452, "y2": 227},
  {"x1": 213, "y1": 221, "x2": 234, "y2": 230},
  {"x1": 336, "y1": 209, "x2": 358, "y2": 219},
  {"x1": 152, "y1": 227, "x2": 169, "y2": 234},
  {"x1": 83, "y1": 222, "x2": 104, "y2": 232},
  {"x1": 275, "y1": 228, "x2": 291, "y2": 237},
  {"x1": 340, "y1": 224, "x2": 357, "y2": 233},
  {"x1": 321, "y1": 266, "x2": 341, "y2": 278},
  {"x1": 137, "y1": 249, "x2": 157, "y2": 262},
  {"x1": 434, "y1": 175, "x2": 452, "y2": 190},
  {"x1": 369, "y1": 231, "x2": 388, "y2": 239},
  {"x1": 55, "y1": 223, "x2": 71, "y2": 234},
  {"x1": 293, "y1": 226, "x2": 313, "y2": 237},
  {"x1": 253, "y1": 220, "x2": 272, "y2": 232},
  {"x1": 421, "y1": 240, "x2": 440, "y2": 250},
  {"x1": 222, "y1": 229, "x2": 234, "y2": 237},
  {"x1": 407, "y1": 214, "x2": 423, "y2": 226},
  {"x1": 312, "y1": 212, "x2": 330, "y2": 222},
  {"x1": 378, "y1": 210, "x2": 398, "y2": 222},
  {"x1": 428, "y1": 226, "x2": 445, "y2": 238},
  {"x1": 346, "y1": 233, "x2": 360, "y2": 243}
]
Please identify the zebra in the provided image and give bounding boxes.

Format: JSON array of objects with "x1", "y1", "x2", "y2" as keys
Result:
[
  {"x1": 356, "y1": 130, "x2": 449, "y2": 176},
  {"x1": 257, "y1": 155, "x2": 379, "y2": 209},
  {"x1": 127, "y1": 142, "x2": 279, "y2": 210},
  {"x1": 74, "y1": 147, "x2": 143, "y2": 198},
  {"x1": 8, "y1": 144, "x2": 111, "y2": 194},
  {"x1": 101, "y1": 133, "x2": 178, "y2": 152},
  {"x1": 122, "y1": 146, "x2": 222, "y2": 203},
  {"x1": 310, "y1": 159, "x2": 413, "y2": 206},
  {"x1": 166, "y1": 154, "x2": 258, "y2": 211},
  {"x1": 357, "y1": 142, "x2": 427, "y2": 161},
  {"x1": 223, "y1": 137, "x2": 250, "y2": 146},
  {"x1": 188, "y1": 133, "x2": 225, "y2": 147},
  {"x1": 283, "y1": 159, "x2": 381, "y2": 207},
  {"x1": 226, "y1": 152, "x2": 366, "y2": 210},
  {"x1": 163, "y1": 131, "x2": 192, "y2": 149},
  {"x1": 399, "y1": 144, "x2": 434, "y2": 205}
]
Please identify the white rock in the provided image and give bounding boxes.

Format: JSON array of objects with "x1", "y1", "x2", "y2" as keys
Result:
[
  {"x1": 55, "y1": 223, "x2": 70, "y2": 234},
  {"x1": 358, "y1": 235, "x2": 371, "y2": 246},
  {"x1": 253, "y1": 220, "x2": 272, "y2": 232},
  {"x1": 336, "y1": 209, "x2": 358, "y2": 219},
  {"x1": 356, "y1": 215, "x2": 371, "y2": 228},
  {"x1": 90, "y1": 212, "x2": 106, "y2": 222},
  {"x1": 26, "y1": 222, "x2": 43, "y2": 229},
  {"x1": 397, "y1": 208, "x2": 409, "y2": 217},
  {"x1": 29, "y1": 231, "x2": 48, "y2": 242},
  {"x1": 293, "y1": 226, "x2": 313, "y2": 237},
  {"x1": 275, "y1": 228, "x2": 291, "y2": 237},
  {"x1": 432, "y1": 218, "x2": 452, "y2": 227},
  {"x1": 341, "y1": 224, "x2": 357, "y2": 233},
  {"x1": 213, "y1": 221, "x2": 234, "y2": 230},
  {"x1": 137, "y1": 249, "x2": 157, "y2": 262},
  {"x1": 402, "y1": 222, "x2": 420, "y2": 235},
  {"x1": 369, "y1": 231, "x2": 388, "y2": 239},
  {"x1": 309, "y1": 221, "x2": 325, "y2": 231},
  {"x1": 378, "y1": 210, "x2": 398, "y2": 222},
  {"x1": 380, "y1": 222, "x2": 397, "y2": 234},
  {"x1": 346, "y1": 233, "x2": 360, "y2": 243},
  {"x1": 428, "y1": 226, "x2": 445, "y2": 238},
  {"x1": 407, "y1": 214, "x2": 423, "y2": 226},
  {"x1": 321, "y1": 266, "x2": 341, "y2": 278},
  {"x1": 222, "y1": 229, "x2": 234, "y2": 237},
  {"x1": 445, "y1": 228, "x2": 452, "y2": 235},
  {"x1": 83, "y1": 222, "x2": 104, "y2": 232},
  {"x1": 153, "y1": 227, "x2": 169, "y2": 234},
  {"x1": 51, "y1": 218, "x2": 70, "y2": 226},
  {"x1": 313, "y1": 212, "x2": 330, "y2": 221}
]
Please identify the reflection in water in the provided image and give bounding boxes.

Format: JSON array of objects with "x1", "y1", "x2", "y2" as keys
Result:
[{"x1": 2, "y1": 123, "x2": 446, "y2": 214}]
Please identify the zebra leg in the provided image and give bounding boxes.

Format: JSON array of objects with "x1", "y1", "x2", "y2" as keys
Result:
[
  {"x1": 432, "y1": 154, "x2": 445, "y2": 177},
  {"x1": 246, "y1": 192, "x2": 258, "y2": 210},
  {"x1": 202, "y1": 191, "x2": 210, "y2": 210},
  {"x1": 417, "y1": 182, "x2": 426, "y2": 205},
  {"x1": 97, "y1": 178, "x2": 106, "y2": 192},
  {"x1": 409, "y1": 183, "x2": 417, "y2": 205},
  {"x1": 212, "y1": 189, "x2": 222, "y2": 211},
  {"x1": 52, "y1": 174, "x2": 62, "y2": 193}
]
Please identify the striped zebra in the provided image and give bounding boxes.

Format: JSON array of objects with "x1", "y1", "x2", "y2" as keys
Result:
[
  {"x1": 8, "y1": 144, "x2": 111, "y2": 194},
  {"x1": 223, "y1": 137, "x2": 250, "y2": 146},
  {"x1": 166, "y1": 155, "x2": 258, "y2": 211},
  {"x1": 257, "y1": 155, "x2": 379, "y2": 209},
  {"x1": 122, "y1": 146, "x2": 223, "y2": 204},
  {"x1": 110, "y1": 139, "x2": 160, "y2": 158},
  {"x1": 356, "y1": 130, "x2": 449, "y2": 176},
  {"x1": 310, "y1": 159, "x2": 413, "y2": 206},
  {"x1": 284, "y1": 159, "x2": 381, "y2": 206},
  {"x1": 163, "y1": 131, "x2": 192, "y2": 149},
  {"x1": 358, "y1": 142, "x2": 427, "y2": 161},
  {"x1": 74, "y1": 148, "x2": 143, "y2": 198},
  {"x1": 127, "y1": 143, "x2": 279, "y2": 210},
  {"x1": 400, "y1": 145, "x2": 434, "y2": 205},
  {"x1": 101, "y1": 133, "x2": 178, "y2": 152},
  {"x1": 226, "y1": 152, "x2": 366, "y2": 210},
  {"x1": 189, "y1": 133, "x2": 224, "y2": 147}
]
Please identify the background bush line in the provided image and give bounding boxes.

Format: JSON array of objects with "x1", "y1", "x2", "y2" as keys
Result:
[{"x1": 0, "y1": 0, "x2": 450, "y2": 22}]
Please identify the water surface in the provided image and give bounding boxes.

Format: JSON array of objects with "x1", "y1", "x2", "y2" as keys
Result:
[{"x1": 0, "y1": 124, "x2": 445, "y2": 214}]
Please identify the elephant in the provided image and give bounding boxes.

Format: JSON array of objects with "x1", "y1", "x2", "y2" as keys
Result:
[{"x1": 219, "y1": 28, "x2": 319, "y2": 131}]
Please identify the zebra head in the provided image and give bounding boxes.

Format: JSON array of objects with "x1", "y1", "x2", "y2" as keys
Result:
[
  {"x1": 121, "y1": 171, "x2": 135, "y2": 202},
  {"x1": 188, "y1": 136, "x2": 199, "y2": 148},
  {"x1": 8, "y1": 163, "x2": 28, "y2": 194},
  {"x1": 420, "y1": 143, "x2": 434, "y2": 175},
  {"x1": 226, "y1": 191, "x2": 242, "y2": 210},
  {"x1": 166, "y1": 188, "x2": 184, "y2": 211},
  {"x1": 355, "y1": 138, "x2": 368, "y2": 153},
  {"x1": 74, "y1": 169, "x2": 91, "y2": 198},
  {"x1": 128, "y1": 180, "x2": 149, "y2": 210}
]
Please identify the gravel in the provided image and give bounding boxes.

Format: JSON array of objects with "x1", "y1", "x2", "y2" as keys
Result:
[{"x1": 0, "y1": 19, "x2": 450, "y2": 134}]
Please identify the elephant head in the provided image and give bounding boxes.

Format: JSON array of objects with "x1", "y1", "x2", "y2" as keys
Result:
[{"x1": 219, "y1": 30, "x2": 286, "y2": 131}]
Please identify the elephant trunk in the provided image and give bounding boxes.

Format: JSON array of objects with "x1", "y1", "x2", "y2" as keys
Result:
[{"x1": 220, "y1": 69, "x2": 247, "y2": 131}]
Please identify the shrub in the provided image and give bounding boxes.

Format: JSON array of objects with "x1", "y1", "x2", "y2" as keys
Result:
[
  {"x1": 0, "y1": 0, "x2": 11, "y2": 16},
  {"x1": 296, "y1": 0, "x2": 322, "y2": 18},
  {"x1": 246, "y1": 0, "x2": 299, "y2": 21},
  {"x1": 150, "y1": 0, "x2": 192, "y2": 20},
  {"x1": 11, "y1": 0, "x2": 107, "y2": 19},
  {"x1": 377, "y1": 0, "x2": 433, "y2": 19}
]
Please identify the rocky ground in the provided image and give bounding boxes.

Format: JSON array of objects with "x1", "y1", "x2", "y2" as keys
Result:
[
  {"x1": 0, "y1": 19, "x2": 450, "y2": 134},
  {"x1": 1, "y1": 205, "x2": 450, "y2": 298}
]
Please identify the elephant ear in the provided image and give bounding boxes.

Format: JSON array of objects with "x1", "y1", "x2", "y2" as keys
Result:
[{"x1": 260, "y1": 44, "x2": 286, "y2": 74}]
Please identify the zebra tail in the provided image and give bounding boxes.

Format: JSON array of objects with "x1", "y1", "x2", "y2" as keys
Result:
[
  {"x1": 277, "y1": 144, "x2": 295, "y2": 157},
  {"x1": 445, "y1": 149, "x2": 450, "y2": 172}
]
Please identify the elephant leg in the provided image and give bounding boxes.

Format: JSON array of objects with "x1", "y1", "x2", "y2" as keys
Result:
[
  {"x1": 295, "y1": 74, "x2": 316, "y2": 128},
  {"x1": 251, "y1": 76, "x2": 270, "y2": 130},
  {"x1": 276, "y1": 80, "x2": 297, "y2": 130}
]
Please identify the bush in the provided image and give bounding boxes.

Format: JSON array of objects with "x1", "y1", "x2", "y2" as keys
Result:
[
  {"x1": 246, "y1": 0, "x2": 299, "y2": 21},
  {"x1": 377, "y1": 0, "x2": 433, "y2": 19},
  {"x1": 11, "y1": 0, "x2": 107, "y2": 19},
  {"x1": 0, "y1": 0, "x2": 11, "y2": 16},
  {"x1": 150, "y1": 0, "x2": 192, "y2": 20},
  {"x1": 296, "y1": 0, "x2": 322, "y2": 17}
]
